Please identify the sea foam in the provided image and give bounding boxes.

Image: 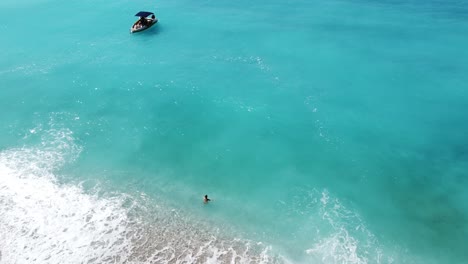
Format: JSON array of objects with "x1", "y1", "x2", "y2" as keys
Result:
[{"x1": 0, "y1": 128, "x2": 285, "y2": 264}]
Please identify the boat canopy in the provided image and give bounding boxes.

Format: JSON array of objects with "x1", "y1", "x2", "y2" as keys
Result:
[{"x1": 135, "y1": 11, "x2": 154, "y2": 17}]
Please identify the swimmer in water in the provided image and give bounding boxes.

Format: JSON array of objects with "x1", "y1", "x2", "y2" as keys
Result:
[{"x1": 203, "y1": 194, "x2": 211, "y2": 203}]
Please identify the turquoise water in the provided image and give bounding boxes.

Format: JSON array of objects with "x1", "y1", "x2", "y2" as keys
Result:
[{"x1": 1, "y1": 0, "x2": 468, "y2": 263}]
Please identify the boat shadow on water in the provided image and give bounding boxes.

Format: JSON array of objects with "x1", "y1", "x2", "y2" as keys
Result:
[{"x1": 146, "y1": 24, "x2": 164, "y2": 35}]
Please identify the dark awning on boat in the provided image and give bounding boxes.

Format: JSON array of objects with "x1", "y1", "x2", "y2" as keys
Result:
[{"x1": 135, "y1": 11, "x2": 154, "y2": 17}]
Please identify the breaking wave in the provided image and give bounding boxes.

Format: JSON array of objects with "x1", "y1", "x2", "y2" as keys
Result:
[{"x1": 0, "y1": 127, "x2": 286, "y2": 264}]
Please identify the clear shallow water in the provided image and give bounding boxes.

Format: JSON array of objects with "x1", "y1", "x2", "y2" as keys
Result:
[{"x1": 1, "y1": 0, "x2": 468, "y2": 263}]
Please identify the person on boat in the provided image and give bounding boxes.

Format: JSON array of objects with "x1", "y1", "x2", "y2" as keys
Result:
[
  {"x1": 203, "y1": 195, "x2": 211, "y2": 203},
  {"x1": 133, "y1": 21, "x2": 141, "y2": 30},
  {"x1": 139, "y1": 16, "x2": 148, "y2": 26}
]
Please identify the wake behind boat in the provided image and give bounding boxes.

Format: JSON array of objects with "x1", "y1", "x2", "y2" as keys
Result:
[{"x1": 131, "y1": 11, "x2": 158, "y2": 33}]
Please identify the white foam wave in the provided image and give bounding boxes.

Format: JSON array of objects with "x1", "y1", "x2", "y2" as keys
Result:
[
  {"x1": 213, "y1": 55, "x2": 271, "y2": 72},
  {"x1": 0, "y1": 163, "x2": 132, "y2": 263},
  {"x1": 288, "y1": 189, "x2": 390, "y2": 264},
  {"x1": 306, "y1": 227, "x2": 374, "y2": 264},
  {"x1": 0, "y1": 62, "x2": 54, "y2": 76},
  {"x1": 0, "y1": 128, "x2": 284, "y2": 264}
]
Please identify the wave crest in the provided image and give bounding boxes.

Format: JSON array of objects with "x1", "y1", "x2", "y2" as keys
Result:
[{"x1": 0, "y1": 128, "x2": 285, "y2": 263}]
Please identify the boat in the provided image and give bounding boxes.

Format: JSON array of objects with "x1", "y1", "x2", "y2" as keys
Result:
[{"x1": 130, "y1": 11, "x2": 158, "y2": 33}]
